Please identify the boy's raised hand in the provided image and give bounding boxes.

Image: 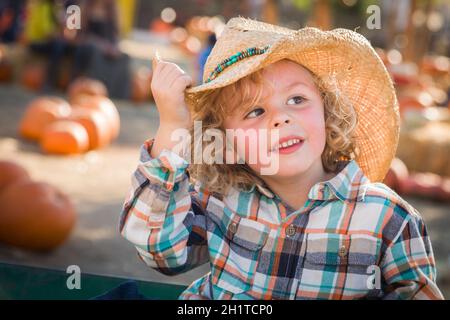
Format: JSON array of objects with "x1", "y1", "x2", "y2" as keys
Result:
[
  {"x1": 150, "y1": 52, "x2": 193, "y2": 158},
  {"x1": 151, "y1": 51, "x2": 193, "y2": 129}
]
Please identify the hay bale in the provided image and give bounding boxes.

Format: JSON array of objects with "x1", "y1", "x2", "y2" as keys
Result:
[{"x1": 397, "y1": 121, "x2": 450, "y2": 177}]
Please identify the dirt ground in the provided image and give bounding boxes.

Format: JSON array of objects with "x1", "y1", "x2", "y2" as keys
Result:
[{"x1": 0, "y1": 84, "x2": 449, "y2": 298}]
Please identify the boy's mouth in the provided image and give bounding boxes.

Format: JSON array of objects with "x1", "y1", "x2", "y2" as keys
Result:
[{"x1": 270, "y1": 135, "x2": 305, "y2": 153}]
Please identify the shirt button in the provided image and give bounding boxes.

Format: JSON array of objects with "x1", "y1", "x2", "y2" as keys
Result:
[
  {"x1": 229, "y1": 222, "x2": 238, "y2": 234},
  {"x1": 338, "y1": 245, "x2": 348, "y2": 258},
  {"x1": 286, "y1": 224, "x2": 296, "y2": 237}
]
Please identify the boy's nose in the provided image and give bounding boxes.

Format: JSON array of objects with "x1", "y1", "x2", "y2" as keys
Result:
[
  {"x1": 267, "y1": 102, "x2": 293, "y2": 128},
  {"x1": 271, "y1": 116, "x2": 291, "y2": 128}
]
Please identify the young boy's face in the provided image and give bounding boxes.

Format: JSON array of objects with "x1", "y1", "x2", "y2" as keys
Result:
[{"x1": 223, "y1": 59, "x2": 327, "y2": 179}]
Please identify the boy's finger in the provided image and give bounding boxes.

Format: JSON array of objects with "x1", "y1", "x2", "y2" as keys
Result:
[
  {"x1": 155, "y1": 50, "x2": 161, "y2": 62},
  {"x1": 152, "y1": 50, "x2": 161, "y2": 71}
]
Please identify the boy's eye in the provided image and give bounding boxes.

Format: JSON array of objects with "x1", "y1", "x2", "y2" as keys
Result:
[
  {"x1": 245, "y1": 107, "x2": 265, "y2": 119},
  {"x1": 287, "y1": 96, "x2": 306, "y2": 105}
]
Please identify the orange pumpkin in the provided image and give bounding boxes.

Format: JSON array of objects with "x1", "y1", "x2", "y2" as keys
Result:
[
  {"x1": 131, "y1": 67, "x2": 153, "y2": 103},
  {"x1": 71, "y1": 95, "x2": 120, "y2": 141},
  {"x1": 69, "y1": 108, "x2": 110, "y2": 149},
  {"x1": 21, "y1": 64, "x2": 45, "y2": 91},
  {"x1": 0, "y1": 180, "x2": 76, "y2": 251},
  {"x1": 19, "y1": 96, "x2": 72, "y2": 141},
  {"x1": 41, "y1": 120, "x2": 90, "y2": 155},
  {"x1": 0, "y1": 160, "x2": 31, "y2": 194},
  {"x1": 67, "y1": 77, "x2": 108, "y2": 101}
]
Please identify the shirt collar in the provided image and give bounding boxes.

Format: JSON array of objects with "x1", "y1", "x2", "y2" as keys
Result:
[
  {"x1": 308, "y1": 160, "x2": 370, "y2": 202},
  {"x1": 244, "y1": 182, "x2": 278, "y2": 199},
  {"x1": 246, "y1": 160, "x2": 370, "y2": 202}
]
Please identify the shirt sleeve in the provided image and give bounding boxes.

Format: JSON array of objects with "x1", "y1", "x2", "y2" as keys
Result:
[
  {"x1": 380, "y1": 212, "x2": 444, "y2": 300},
  {"x1": 119, "y1": 138, "x2": 210, "y2": 276}
]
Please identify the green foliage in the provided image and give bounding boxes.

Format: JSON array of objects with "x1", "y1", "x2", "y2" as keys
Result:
[{"x1": 292, "y1": 0, "x2": 312, "y2": 11}]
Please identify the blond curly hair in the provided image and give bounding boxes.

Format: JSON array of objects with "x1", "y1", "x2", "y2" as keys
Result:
[{"x1": 187, "y1": 61, "x2": 358, "y2": 195}]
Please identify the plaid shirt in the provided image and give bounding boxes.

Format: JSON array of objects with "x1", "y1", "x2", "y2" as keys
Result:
[{"x1": 119, "y1": 138, "x2": 444, "y2": 300}]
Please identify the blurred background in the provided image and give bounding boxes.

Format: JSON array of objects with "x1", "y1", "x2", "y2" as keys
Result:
[{"x1": 0, "y1": 0, "x2": 449, "y2": 299}]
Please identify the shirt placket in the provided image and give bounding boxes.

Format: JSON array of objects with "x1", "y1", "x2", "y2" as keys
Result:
[{"x1": 271, "y1": 199, "x2": 321, "y2": 300}]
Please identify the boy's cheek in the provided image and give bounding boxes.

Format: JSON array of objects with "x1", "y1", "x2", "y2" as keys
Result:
[
  {"x1": 308, "y1": 124, "x2": 327, "y2": 154},
  {"x1": 298, "y1": 110, "x2": 326, "y2": 140},
  {"x1": 295, "y1": 118, "x2": 326, "y2": 157}
]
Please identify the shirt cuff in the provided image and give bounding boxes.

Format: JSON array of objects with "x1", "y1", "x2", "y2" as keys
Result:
[{"x1": 138, "y1": 138, "x2": 190, "y2": 191}]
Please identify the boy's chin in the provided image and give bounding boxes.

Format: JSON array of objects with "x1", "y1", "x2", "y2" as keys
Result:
[
  {"x1": 270, "y1": 168, "x2": 309, "y2": 178},
  {"x1": 249, "y1": 154, "x2": 322, "y2": 177}
]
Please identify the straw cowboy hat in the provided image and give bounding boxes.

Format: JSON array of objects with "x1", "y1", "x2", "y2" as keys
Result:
[{"x1": 185, "y1": 17, "x2": 400, "y2": 183}]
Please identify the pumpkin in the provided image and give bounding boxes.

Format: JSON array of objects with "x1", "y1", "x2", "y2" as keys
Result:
[
  {"x1": 0, "y1": 160, "x2": 30, "y2": 194},
  {"x1": 21, "y1": 64, "x2": 45, "y2": 91},
  {"x1": 71, "y1": 95, "x2": 120, "y2": 141},
  {"x1": 41, "y1": 120, "x2": 90, "y2": 155},
  {"x1": 0, "y1": 180, "x2": 76, "y2": 251},
  {"x1": 69, "y1": 108, "x2": 110, "y2": 149},
  {"x1": 131, "y1": 67, "x2": 153, "y2": 103},
  {"x1": 19, "y1": 96, "x2": 72, "y2": 141},
  {"x1": 67, "y1": 77, "x2": 108, "y2": 101}
]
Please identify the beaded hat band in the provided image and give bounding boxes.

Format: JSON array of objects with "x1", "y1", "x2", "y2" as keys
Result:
[
  {"x1": 184, "y1": 17, "x2": 399, "y2": 183},
  {"x1": 205, "y1": 45, "x2": 271, "y2": 83}
]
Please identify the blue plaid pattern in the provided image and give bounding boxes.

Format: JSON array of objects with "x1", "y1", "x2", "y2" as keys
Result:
[{"x1": 119, "y1": 139, "x2": 444, "y2": 300}]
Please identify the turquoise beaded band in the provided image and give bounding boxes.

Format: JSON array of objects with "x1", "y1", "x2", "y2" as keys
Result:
[{"x1": 205, "y1": 45, "x2": 271, "y2": 83}]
